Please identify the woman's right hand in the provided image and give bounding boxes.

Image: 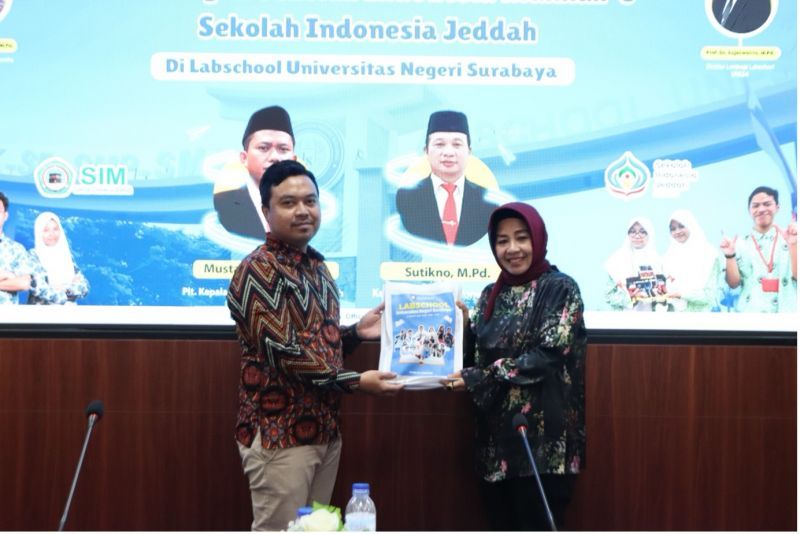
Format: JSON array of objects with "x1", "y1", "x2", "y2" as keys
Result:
[
  {"x1": 456, "y1": 300, "x2": 469, "y2": 324},
  {"x1": 441, "y1": 371, "x2": 466, "y2": 392}
]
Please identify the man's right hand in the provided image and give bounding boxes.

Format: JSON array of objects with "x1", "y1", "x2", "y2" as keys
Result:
[
  {"x1": 358, "y1": 370, "x2": 404, "y2": 396},
  {"x1": 720, "y1": 235, "x2": 737, "y2": 256}
]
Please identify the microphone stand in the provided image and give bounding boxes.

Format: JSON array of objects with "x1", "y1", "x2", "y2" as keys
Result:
[
  {"x1": 516, "y1": 424, "x2": 557, "y2": 531},
  {"x1": 58, "y1": 413, "x2": 99, "y2": 531}
]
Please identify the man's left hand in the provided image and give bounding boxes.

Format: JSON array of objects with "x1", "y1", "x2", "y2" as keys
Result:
[
  {"x1": 783, "y1": 221, "x2": 797, "y2": 246},
  {"x1": 355, "y1": 302, "x2": 385, "y2": 340}
]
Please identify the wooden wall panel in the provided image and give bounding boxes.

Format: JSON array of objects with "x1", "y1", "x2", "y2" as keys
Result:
[
  {"x1": 572, "y1": 344, "x2": 796, "y2": 531},
  {"x1": 333, "y1": 348, "x2": 485, "y2": 531},
  {"x1": 0, "y1": 338, "x2": 795, "y2": 531},
  {"x1": 0, "y1": 339, "x2": 251, "y2": 531}
]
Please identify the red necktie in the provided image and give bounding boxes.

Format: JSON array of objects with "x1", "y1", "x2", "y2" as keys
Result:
[{"x1": 441, "y1": 183, "x2": 458, "y2": 245}]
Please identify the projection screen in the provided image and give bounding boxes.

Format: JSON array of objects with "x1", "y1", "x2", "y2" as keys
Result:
[{"x1": 0, "y1": 0, "x2": 796, "y2": 334}]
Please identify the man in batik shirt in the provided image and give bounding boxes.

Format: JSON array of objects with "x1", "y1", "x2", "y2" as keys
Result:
[{"x1": 226, "y1": 161, "x2": 403, "y2": 531}]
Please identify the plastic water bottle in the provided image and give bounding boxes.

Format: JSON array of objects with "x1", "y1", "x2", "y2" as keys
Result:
[
  {"x1": 289, "y1": 506, "x2": 313, "y2": 531},
  {"x1": 344, "y1": 482, "x2": 377, "y2": 531}
]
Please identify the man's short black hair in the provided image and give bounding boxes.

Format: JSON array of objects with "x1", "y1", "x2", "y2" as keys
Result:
[
  {"x1": 259, "y1": 160, "x2": 319, "y2": 208},
  {"x1": 748, "y1": 186, "x2": 779, "y2": 207},
  {"x1": 0, "y1": 192, "x2": 8, "y2": 211}
]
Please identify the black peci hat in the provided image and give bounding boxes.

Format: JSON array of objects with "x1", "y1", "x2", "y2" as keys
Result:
[
  {"x1": 242, "y1": 105, "x2": 294, "y2": 147},
  {"x1": 426, "y1": 110, "x2": 470, "y2": 146}
]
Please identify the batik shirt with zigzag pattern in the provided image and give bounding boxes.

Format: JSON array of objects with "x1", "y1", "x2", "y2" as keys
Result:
[{"x1": 227, "y1": 235, "x2": 361, "y2": 449}]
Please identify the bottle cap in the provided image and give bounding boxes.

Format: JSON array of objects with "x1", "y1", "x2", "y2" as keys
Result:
[
  {"x1": 297, "y1": 506, "x2": 313, "y2": 517},
  {"x1": 352, "y1": 482, "x2": 370, "y2": 493}
]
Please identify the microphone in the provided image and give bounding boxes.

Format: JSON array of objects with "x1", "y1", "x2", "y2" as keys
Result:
[
  {"x1": 58, "y1": 400, "x2": 104, "y2": 531},
  {"x1": 86, "y1": 399, "x2": 104, "y2": 425},
  {"x1": 512, "y1": 413, "x2": 557, "y2": 531}
]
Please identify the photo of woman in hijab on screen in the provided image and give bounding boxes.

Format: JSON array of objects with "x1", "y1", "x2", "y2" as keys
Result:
[{"x1": 28, "y1": 212, "x2": 89, "y2": 305}]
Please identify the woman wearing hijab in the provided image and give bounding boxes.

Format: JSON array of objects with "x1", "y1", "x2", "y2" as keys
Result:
[
  {"x1": 28, "y1": 212, "x2": 89, "y2": 305},
  {"x1": 663, "y1": 209, "x2": 722, "y2": 312},
  {"x1": 604, "y1": 217, "x2": 667, "y2": 311},
  {"x1": 442, "y1": 202, "x2": 586, "y2": 531}
]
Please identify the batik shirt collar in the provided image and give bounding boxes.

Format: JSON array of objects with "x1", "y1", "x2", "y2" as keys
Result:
[{"x1": 264, "y1": 233, "x2": 325, "y2": 267}]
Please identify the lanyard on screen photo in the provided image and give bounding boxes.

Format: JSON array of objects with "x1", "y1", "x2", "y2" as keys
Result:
[{"x1": 751, "y1": 226, "x2": 779, "y2": 274}]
